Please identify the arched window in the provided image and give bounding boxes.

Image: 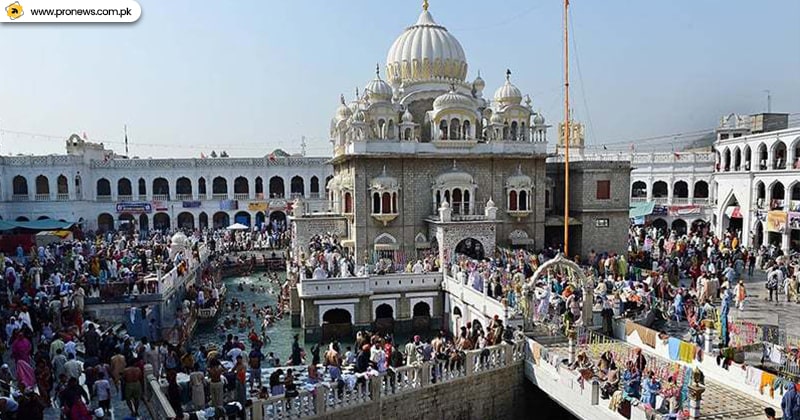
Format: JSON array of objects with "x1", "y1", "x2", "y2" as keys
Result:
[
  {"x1": 382, "y1": 192, "x2": 392, "y2": 214},
  {"x1": 404, "y1": 128, "x2": 412, "y2": 140},
  {"x1": 519, "y1": 190, "x2": 528, "y2": 211},
  {"x1": 509, "y1": 190, "x2": 518, "y2": 211},
  {"x1": 12, "y1": 176, "x2": 28, "y2": 196},
  {"x1": 743, "y1": 145, "x2": 752, "y2": 170},
  {"x1": 310, "y1": 176, "x2": 320, "y2": 197},
  {"x1": 463, "y1": 190, "x2": 470, "y2": 214},
  {"x1": 377, "y1": 119, "x2": 386, "y2": 139},
  {"x1": 673, "y1": 181, "x2": 689, "y2": 198},
  {"x1": 152, "y1": 177, "x2": 169, "y2": 199},
  {"x1": 344, "y1": 192, "x2": 353, "y2": 213},
  {"x1": 723, "y1": 148, "x2": 731, "y2": 171},
  {"x1": 138, "y1": 178, "x2": 146, "y2": 196},
  {"x1": 290, "y1": 176, "x2": 304, "y2": 197},
  {"x1": 96, "y1": 178, "x2": 111, "y2": 198},
  {"x1": 771, "y1": 181, "x2": 785, "y2": 210},
  {"x1": 212, "y1": 177, "x2": 227, "y2": 197},
  {"x1": 234, "y1": 176, "x2": 249, "y2": 197},
  {"x1": 693, "y1": 181, "x2": 709, "y2": 199},
  {"x1": 270, "y1": 177, "x2": 284, "y2": 198},
  {"x1": 387, "y1": 120, "x2": 395, "y2": 139},
  {"x1": 255, "y1": 177, "x2": 263, "y2": 198},
  {"x1": 631, "y1": 181, "x2": 647, "y2": 198},
  {"x1": 372, "y1": 192, "x2": 381, "y2": 214},
  {"x1": 503, "y1": 122, "x2": 509, "y2": 140},
  {"x1": 462, "y1": 120, "x2": 471, "y2": 139},
  {"x1": 758, "y1": 143, "x2": 768, "y2": 170},
  {"x1": 118, "y1": 178, "x2": 132, "y2": 197},
  {"x1": 652, "y1": 181, "x2": 668, "y2": 198},
  {"x1": 733, "y1": 147, "x2": 741, "y2": 171},
  {"x1": 439, "y1": 120, "x2": 448, "y2": 140},
  {"x1": 392, "y1": 192, "x2": 398, "y2": 213},
  {"x1": 56, "y1": 175, "x2": 68, "y2": 195},
  {"x1": 772, "y1": 141, "x2": 787, "y2": 169},
  {"x1": 450, "y1": 118, "x2": 461, "y2": 140},
  {"x1": 176, "y1": 177, "x2": 192, "y2": 197},
  {"x1": 198, "y1": 178, "x2": 207, "y2": 195},
  {"x1": 452, "y1": 189, "x2": 462, "y2": 214},
  {"x1": 511, "y1": 121, "x2": 518, "y2": 140},
  {"x1": 35, "y1": 175, "x2": 49, "y2": 196}
]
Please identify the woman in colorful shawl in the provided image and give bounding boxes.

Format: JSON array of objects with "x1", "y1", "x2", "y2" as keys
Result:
[
  {"x1": 10, "y1": 332, "x2": 31, "y2": 364},
  {"x1": 16, "y1": 358, "x2": 35, "y2": 389}
]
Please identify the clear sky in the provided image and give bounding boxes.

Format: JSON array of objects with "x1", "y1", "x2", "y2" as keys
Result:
[{"x1": 1, "y1": 0, "x2": 798, "y2": 158}]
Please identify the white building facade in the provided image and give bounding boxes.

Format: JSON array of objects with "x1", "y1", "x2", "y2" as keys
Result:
[{"x1": 0, "y1": 135, "x2": 332, "y2": 232}]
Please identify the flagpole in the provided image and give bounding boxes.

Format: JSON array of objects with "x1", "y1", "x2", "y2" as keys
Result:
[
  {"x1": 563, "y1": 0, "x2": 571, "y2": 256},
  {"x1": 124, "y1": 124, "x2": 129, "y2": 155}
]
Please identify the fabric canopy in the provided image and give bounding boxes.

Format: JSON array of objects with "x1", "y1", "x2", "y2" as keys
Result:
[
  {"x1": 226, "y1": 223, "x2": 249, "y2": 230},
  {"x1": 629, "y1": 202, "x2": 655, "y2": 219},
  {"x1": 724, "y1": 206, "x2": 743, "y2": 219},
  {"x1": 0, "y1": 219, "x2": 75, "y2": 231}
]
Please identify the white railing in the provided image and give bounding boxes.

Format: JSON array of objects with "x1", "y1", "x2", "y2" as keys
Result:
[
  {"x1": 11, "y1": 194, "x2": 29, "y2": 201},
  {"x1": 212, "y1": 193, "x2": 228, "y2": 200},
  {"x1": 233, "y1": 193, "x2": 249, "y2": 200},
  {"x1": 176, "y1": 194, "x2": 193, "y2": 201},
  {"x1": 56, "y1": 193, "x2": 69, "y2": 201},
  {"x1": 671, "y1": 197, "x2": 689, "y2": 204},
  {"x1": 34, "y1": 193, "x2": 50, "y2": 201},
  {"x1": 298, "y1": 273, "x2": 442, "y2": 298},
  {"x1": 694, "y1": 197, "x2": 710, "y2": 205},
  {"x1": 652, "y1": 197, "x2": 668, "y2": 204},
  {"x1": 630, "y1": 196, "x2": 647, "y2": 203},
  {"x1": 96, "y1": 195, "x2": 112, "y2": 202},
  {"x1": 152, "y1": 194, "x2": 170, "y2": 201},
  {"x1": 117, "y1": 195, "x2": 133, "y2": 202}
]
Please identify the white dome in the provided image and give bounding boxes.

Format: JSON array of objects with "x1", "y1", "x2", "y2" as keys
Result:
[
  {"x1": 494, "y1": 71, "x2": 522, "y2": 106},
  {"x1": 335, "y1": 95, "x2": 353, "y2": 122},
  {"x1": 370, "y1": 167, "x2": 399, "y2": 190},
  {"x1": 352, "y1": 109, "x2": 366, "y2": 123},
  {"x1": 433, "y1": 88, "x2": 475, "y2": 112},
  {"x1": 434, "y1": 170, "x2": 474, "y2": 188},
  {"x1": 386, "y1": 6, "x2": 468, "y2": 85},
  {"x1": 402, "y1": 109, "x2": 414, "y2": 123},
  {"x1": 506, "y1": 167, "x2": 532, "y2": 189},
  {"x1": 473, "y1": 72, "x2": 485, "y2": 91},
  {"x1": 533, "y1": 113, "x2": 545, "y2": 125},
  {"x1": 365, "y1": 67, "x2": 393, "y2": 102}
]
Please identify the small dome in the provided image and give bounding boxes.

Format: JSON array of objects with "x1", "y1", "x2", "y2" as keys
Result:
[
  {"x1": 365, "y1": 66, "x2": 393, "y2": 102},
  {"x1": 533, "y1": 113, "x2": 545, "y2": 125},
  {"x1": 402, "y1": 109, "x2": 414, "y2": 123},
  {"x1": 433, "y1": 87, "x2": 475, "y2": 112},
  {"x1": 486, "y1": 197, "x2": 496, "y2": 208},
  {"x1": 335, "y1": 95, "x2": 353, "y2": 122},
  {"x1": 506, "y1": 167, "x2": 532, "y2": 189},
  {"x1": 494, "y1": 70, "x2": 522, "y2": 106},
  {"x1": 434, "y1": 169, "x2": 474, "y2": 188},
  {"x1": 371, "y1": 167, "x2": 399, "y2": 190},
  {"x1": 473, "y1": 72, "x2": 485, "y2": 91},
  {"x1": 339, "y1": 174, "x2": 354, "y2": 191}
]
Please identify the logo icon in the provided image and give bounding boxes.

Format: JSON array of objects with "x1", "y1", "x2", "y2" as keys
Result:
[{"x1": 5, "y1": 1, "x2": 22, "y2": 19}]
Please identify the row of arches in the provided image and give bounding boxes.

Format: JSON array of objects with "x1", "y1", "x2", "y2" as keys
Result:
[
  {"x1": 96, "y1": 210, "x2": 288, "y2": 232},
  {"x1": 371, "y1": 192, "x2": 398, "y2": 214},
  {"x1": 717, "y1": 138, "x2": 800, "y2": 172},
  {"x1": 93, "y1": 175, "x2": 325, "y2": 200},
  {"x1": 434, "y1": 188, "x2": 473, "y2": 215},
  {"x1": 753, "y1": 180, "x2": 800, "y2": 210},
  {"x1": 320, "y1": 302, "x2": 431, "y2": 341},
  {"x1": 438, "y1": 118, "x2": 473, "y2": 140},
  {"x1": 649, "y1": 218, "x2": 707, "y2": 236},
  {"x1": 12, "y1": 175, "x2": 70, "y2": 196},
  {"x1": 631, "y1": 180, "x2": 709, "y2": 200}
]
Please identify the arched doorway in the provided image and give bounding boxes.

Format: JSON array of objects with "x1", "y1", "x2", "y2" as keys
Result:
[
  {"x1": 754, "y1": 221, "x2": 764, "y2": 248},
  {"x1": 322, "y1": 308, "x2": 352, "y2": 342},
  {"x1": 199, "y1": 212, "x2": 209, "y2": 229},
  {"x1": 153, "y1": 213, "x2": 170, "y2": 231},
  {"x1": 213, "y1": 212, "x2": 230, "y2": 229},
  {"x1": 671, "y1": 219, "x2": 687, "y2": 235},
  {"x1": 651, "y1": 218, "x2": 668, "y2": 233},
  {"x1": 255, "y1": 211, "x2": 266, "y2": 228},
  {"x1": 118, "y1": 213, "x2": 135, "y2": 232},
  {"x1": 374, "y1": 303, "x2": 394, "y2": 334},
  {"x1": 139, "y1": 214, "x2": 149, "y2": 232},
  {"x1": 722, "y1": 194, "x2": 743, "y2": 235},
  {"x1": 234, "y1": 211, "x2": 251, "y2": 226},
  {"x1": 269, "y1": 176, "x2": 285, "y2": 198},
  {"x1": 37, "y1": 215, "x2": 50, "y2": 220},
  {"x1": 691, "y1": 219, "x2": 708, "y2": 234},
  {"x1": 177, "y1": 212, "x2": 195, "y2": 229},
  {"x1": 455, "y1": 238, "x2": 485, "y2": 260},
  {"x1": 412, "y1": 301, "x2": 431, "y2": 332},
  {"x1": 15, "y1": 216, "x2": 29, "y2": 222},
  {"x1": 97, "y1": 213, "x2": 114, "y2": 232},
  {"x1": 269, "y1": 210, "x2": 286, "y2": 232}
]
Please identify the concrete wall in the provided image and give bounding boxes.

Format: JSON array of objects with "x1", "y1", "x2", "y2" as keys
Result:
[{"x1": 308, "y1": 362, "x2": 528, "y2": 420}]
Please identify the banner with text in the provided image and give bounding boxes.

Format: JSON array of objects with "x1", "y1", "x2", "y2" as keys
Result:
[{"x1": 767, "y1": 211, "x2": 787, "y2": 233}]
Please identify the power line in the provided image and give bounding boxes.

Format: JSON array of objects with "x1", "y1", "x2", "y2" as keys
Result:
[{"x1": 568, "y1": 8, "x2": 598, "y2": 144}]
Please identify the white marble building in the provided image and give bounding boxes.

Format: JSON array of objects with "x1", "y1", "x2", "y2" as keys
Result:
[
  {"x1": 0, "y1": 135, "x2": 332, "y2": 232},
  {"x1": 629, "y1": 151, "x2": 715, "y2": 233},
  {"x1": 712, "y1": 113, "x2": 799, "y2": 251}
]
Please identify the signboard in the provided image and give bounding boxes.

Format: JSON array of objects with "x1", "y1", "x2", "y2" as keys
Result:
[
  {"x1": 116, "y1": 202, "x2": 152, "y2": 214},
  {"x1": 668, "y1": 205, "x2": 701, "y2": 216},
  {"x1": 152, "y1": 200, "x2": 168, "y2": 211},
  {"x1": 182, "y1": 201, "x2": 202, "y2": 208},
  {"x1": 595, "y1": 218, "x2": 609, "y2": 228},
  {"x1": 248, "y1": 201, "x2": 268, "y2": 212},
  {"x1": 652, "y1": 205, "x2": 668, "y2": 216},
  {"x1": 220, "y1": 200, "x2": 238, "y2": 210},
  {"x1": 767, "y1": 211, "x2": 787, "y2": 233},
  {"x1": 269, "y1": 199, "x2": 287, "y2": 210}
]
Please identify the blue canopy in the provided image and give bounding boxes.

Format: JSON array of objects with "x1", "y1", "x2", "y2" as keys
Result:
[{"x1": 629, "y1": 202, "x2": 655, "y2": 219}]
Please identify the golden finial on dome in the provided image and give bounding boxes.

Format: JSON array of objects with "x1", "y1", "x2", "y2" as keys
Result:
[{"x1": 422, "y1": 0, "x2": 429, "y2": 11}]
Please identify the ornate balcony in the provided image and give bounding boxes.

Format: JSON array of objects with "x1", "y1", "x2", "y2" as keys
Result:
[{"x1": 371, "y1": 213, "x2": 399, "y2": 226}]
